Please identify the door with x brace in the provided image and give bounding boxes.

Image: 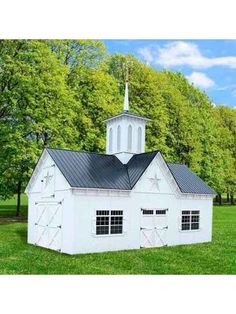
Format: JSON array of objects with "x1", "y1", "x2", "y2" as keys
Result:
[
  {"x1": 34, "y1": 201, "x2": 62, "y2": 252},
  {"x1": 140, "y1": 209, "x2": 168, "y2": 248}
]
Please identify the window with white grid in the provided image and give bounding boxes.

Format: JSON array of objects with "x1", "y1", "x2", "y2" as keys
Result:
[
  {"x1": 96, "y1": 210, "x2": 123, "y2": 235},
  {"x1": 181, "y1": 210, "x2": 200, "y2": 231}
]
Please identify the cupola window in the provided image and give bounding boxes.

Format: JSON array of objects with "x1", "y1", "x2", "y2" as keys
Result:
[
  {"x1": 117, "y1": 125, "x2": 121, "y2": 151},
  {"x1": 127, "y1": 125, "x2": 132, "y2": 151},
  {"x1": 137, "y1": 127, "x2": 142, "y2": 153},
  {"x1": 109, "y1": 127, "x2": 113, "y2": 153}
]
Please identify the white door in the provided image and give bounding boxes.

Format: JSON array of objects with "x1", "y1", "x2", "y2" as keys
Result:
[
  {"x1": 140, "y1": 209, "x2": 168, "y2": 248},
  {"x1": 34, "y1": 201, "x2": 63, "y2": 252}
]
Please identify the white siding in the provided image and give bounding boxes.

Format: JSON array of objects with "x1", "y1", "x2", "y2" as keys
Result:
[
  {"x1": 27, "y1": 152, "x2": 213, "y2": 254},
  {"x1": 72, "y1": 191, "x2": 139, "y2": 254},
  {"x1": 69, "y1": 154, "x2": 213, "y2": 254},
  {"x1": 27, "y1": 151, "x2": 75, "y2": 254}
]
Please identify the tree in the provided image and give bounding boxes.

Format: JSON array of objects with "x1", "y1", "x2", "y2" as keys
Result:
[
  {"x1": 0, "y1": 40, "x2": 235, "y2": 212},
  {"x1": 213, "y1": 106, "x2": 236, "y2": 203},
  {"x1": 0, "y1": 40, "x2": 77, "y2": 215},
  {"x1": 51, "y1": 40, "x2": 121, "y2": 152}
]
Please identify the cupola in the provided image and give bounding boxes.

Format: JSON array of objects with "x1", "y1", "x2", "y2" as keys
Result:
[{"x1": 104, "y1": 70, "x2": 149, "y2": 164}]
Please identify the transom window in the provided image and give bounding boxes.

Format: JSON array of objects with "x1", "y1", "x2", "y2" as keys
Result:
[
  {"x1": 96, "y1": 210, "x2": 123, "y2": 235},
  {"x1": 181, "y1": 210, "x2": 200, "y2": 231},
  {"x1": 156, "y1": 210, "x2": 167, "y2": 215},
  {"x1": 142, "y1": 209, "x2": 154, "y2": 215},
  {"x1": 142, "y1": 209, "x2": 167, "y2": 215}
]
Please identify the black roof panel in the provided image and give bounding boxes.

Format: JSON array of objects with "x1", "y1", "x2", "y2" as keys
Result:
[
  {"x1": 127, "y1": 151, "x2": 158, "y2": 188},
  {"x1": 167, "y1": 163, "x2": 216, "y2": 195},
  {"x1": 47, "y1": 148, "x2": 131, "y2": 190}
]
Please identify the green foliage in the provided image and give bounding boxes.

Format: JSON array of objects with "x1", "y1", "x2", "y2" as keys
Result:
[
  {"x1": 0, "y1": 40, "x2": 77, "y2": 201},
  {"x1": 0, "y1": 39, "x2": 235, "y2": 202},
  {"x1": 0, "y1": 206, "x2": 236, "y2": 274}
]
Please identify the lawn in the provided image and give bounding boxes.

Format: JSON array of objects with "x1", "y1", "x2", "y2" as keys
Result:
[
  {"x1": 0, "y1": 205, "x2": 236, "y2": 274},
  {"x1": 0, "y1": 194, "x2": 28, "y2": 218}
]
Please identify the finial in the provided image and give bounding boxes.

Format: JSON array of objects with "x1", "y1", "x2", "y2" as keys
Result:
[{"x1": 123, "y1": 61, "x2": 129, "y2": 112}]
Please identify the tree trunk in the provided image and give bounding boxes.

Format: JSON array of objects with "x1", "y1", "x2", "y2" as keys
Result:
[
  {"x1": 218, "y1": 194, "x2": 222, "y2": 206},
  {"x1": 16, "y1": 181, "x2": 22, "y2": 217},
  {"x1": 227, "y1": 192, "x2": 230, "y2": 203},
  {"x1": 231, "y1": 194, "x2": 234, "y2": 205}
]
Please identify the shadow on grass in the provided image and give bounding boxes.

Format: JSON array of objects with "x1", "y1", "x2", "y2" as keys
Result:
[{"x1": 0, "y1": 205, "x2": 27, "y2": 219}]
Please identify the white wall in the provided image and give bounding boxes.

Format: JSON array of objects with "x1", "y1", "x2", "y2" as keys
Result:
[
  {"x1": 71, "y1": 154, "x2": 213, "y2": 254},
  {"x1": 27, "y1": 151, "x2": 76, "y2": 254},
  {"x1": 168, "y1": 198, "x2": 213, "y2": 246},
  {"x1": 27, "y1": 151, "x2": 213, "y2": 254},
  {"x1": 72, "y1": 190, "x2": 139, "y2": 254},
  {"x1": 132, "y1": 155, "x2": 213, "y2": 246}
]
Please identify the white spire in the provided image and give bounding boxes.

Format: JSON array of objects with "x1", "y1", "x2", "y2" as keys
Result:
[
  {"x1": 123, "y1": 80, "x2": 129, "y2": 111},
  {"x1": 123, "y1": 61, "x2": 129, "y2": 111}
]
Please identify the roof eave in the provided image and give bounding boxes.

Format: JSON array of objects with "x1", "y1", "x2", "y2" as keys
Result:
[
  {"x1": 71, "y1": 186, "x2": 131, "y2": 192},
  {"x1": 104, "y1": 112, "x2": 150, "y2": 123}
]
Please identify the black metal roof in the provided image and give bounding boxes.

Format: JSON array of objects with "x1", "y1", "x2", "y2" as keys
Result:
[
  {"x1": 167, "y1": 163, "x2": 216, "y2": 195},
  {"x1": 47, "y1": 148, "x2": 131, "y2": 190},
  {"x1": 46, "y1": 148, "x2": 215, "y2": 195},
  {"x1": 126, "y1": 151, "x2": 157, "y2": 188}
]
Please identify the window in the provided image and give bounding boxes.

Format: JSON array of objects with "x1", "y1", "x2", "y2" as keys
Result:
[
  {"x1": 117, "y1": 125, "x2": 121, "y2": 151},
  {"x1": 142, "y1": 209, "x2": 154, "y2": 215},
  {"x1": 96, "y1": 210, "x2": 109, "y2": 235},
  {"x1": 111, "y1": 210, "x2": 123, "y2": 234},
  {"x1": 181, "y1": 210, "x2": 200, "y2": 231},
  {"x1": 137, "y1": 126, "x2": 142, "y2": 153},
  {"x1": 127, "y1": 125, "x2": 132, "y2": 151},
  {"x1": 142, "y1": 209, "x2": 167, "y2": 215},
  {"x1": 109, "y1": 128, "x2": 113, "y2": 153},
  {"x1": 156, "y1": 210, "x2": 167, "y2": 215},
  {"x1": 96, "y1": 210, "x2": 123, "y2": 235}
]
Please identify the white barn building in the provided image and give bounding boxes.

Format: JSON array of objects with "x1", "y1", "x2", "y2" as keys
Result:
[{"x1": 26, "y1": 81, "x2": 216, "y2": 254}]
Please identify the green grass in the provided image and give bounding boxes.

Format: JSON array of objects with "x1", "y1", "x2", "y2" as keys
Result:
[
  {"x1": 0, "y1": 205, "x2": 236, "y2": 274},
  {"x1": 0, "y1": 194, "x2": 28, "y2": 218}
]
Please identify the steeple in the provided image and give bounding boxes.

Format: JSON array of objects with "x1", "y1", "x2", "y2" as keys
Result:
[
  {"x1": 123, "y1": 63, "x2": 129, "y2": 111},
  {"x1": 104, "y1": 62, "x2": 150, "y2": 164}
]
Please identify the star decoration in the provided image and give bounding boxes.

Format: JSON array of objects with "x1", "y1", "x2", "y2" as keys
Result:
[
  {"x1": 44, "y1": 171, "x2": 53, "y2": 187},
  {"x1": 148, "y1": 174, "x2": 161, "y2": 191}
]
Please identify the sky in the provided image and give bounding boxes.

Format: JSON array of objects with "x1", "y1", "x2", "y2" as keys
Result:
[{"x1": 104, "y1": 40, "x2": 236, "y2": 108}]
